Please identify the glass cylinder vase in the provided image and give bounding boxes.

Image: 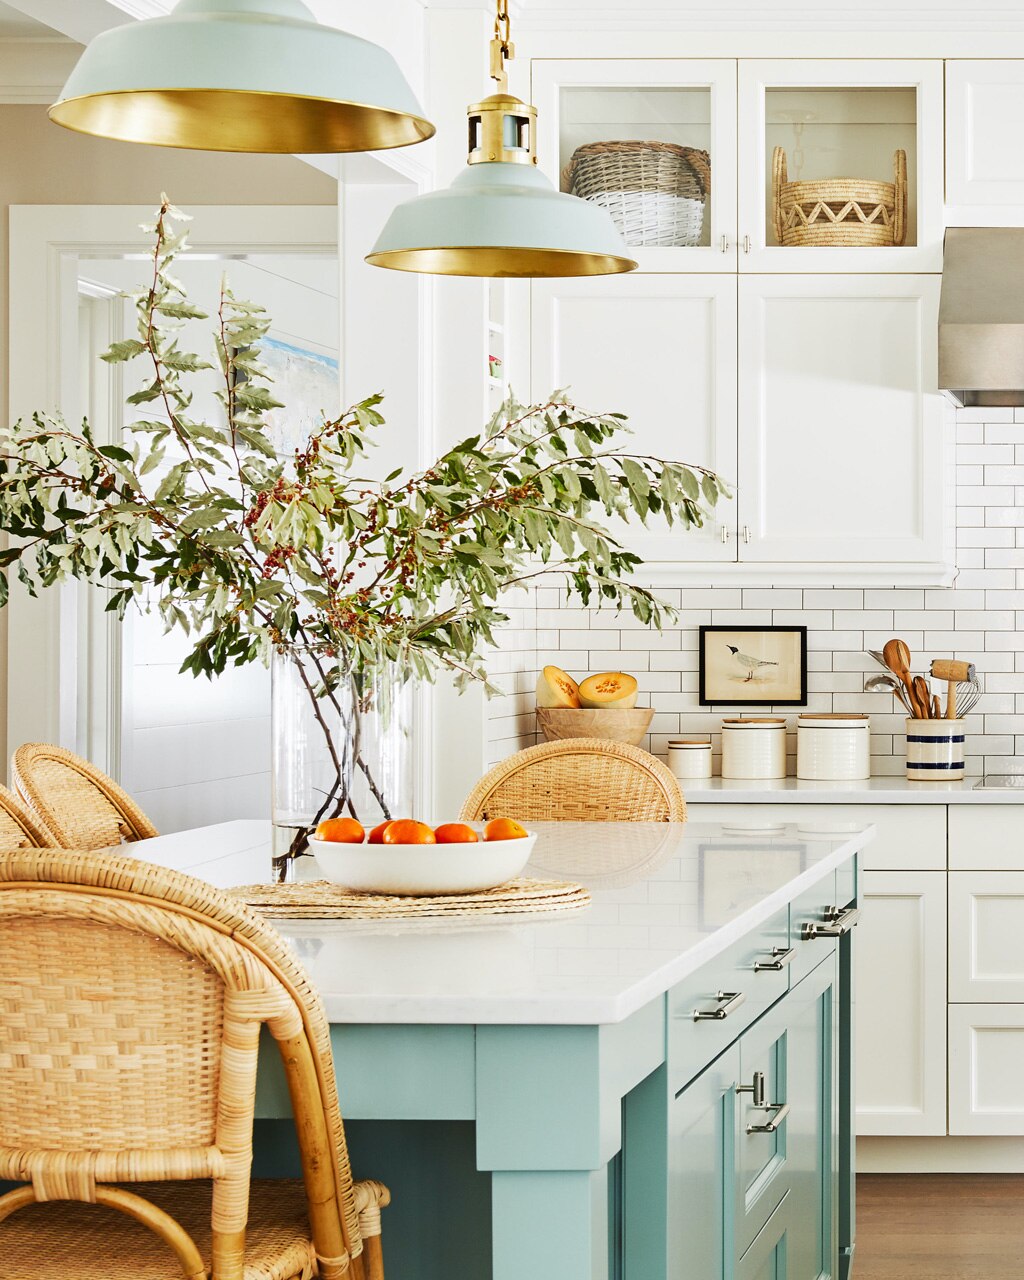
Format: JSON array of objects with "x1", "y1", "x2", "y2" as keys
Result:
[{"x1": 271, "y1": 648, "x2": 414, "y2": 880}]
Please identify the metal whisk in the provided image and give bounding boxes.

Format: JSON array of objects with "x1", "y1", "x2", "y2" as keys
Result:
[{"x1": 954, "y1": 678, "x2": 982, "y2": 717}]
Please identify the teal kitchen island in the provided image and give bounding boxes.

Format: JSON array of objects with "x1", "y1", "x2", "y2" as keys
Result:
[{"x1": 142, "y1": 818, "x2": 869, "y2": 1280}]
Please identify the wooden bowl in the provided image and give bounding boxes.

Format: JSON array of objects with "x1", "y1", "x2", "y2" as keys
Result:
[{"x1": 536, "y1": 706, "x2": 655, "y2": 746}]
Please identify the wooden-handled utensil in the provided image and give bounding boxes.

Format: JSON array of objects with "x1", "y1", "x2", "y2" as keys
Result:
[
  {"x1": 913, "y1": 675, "x2": 932, "y2": 721},
  {"x1": 930, "y1": 659, "x2": 976, "y2": 719},
  {"x1": 884, "y1": 638, "x2": 923, "y2": 717}
]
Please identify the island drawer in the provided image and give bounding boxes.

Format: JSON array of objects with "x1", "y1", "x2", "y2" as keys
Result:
[
  {"x1": 686, "y1": 803, "x2": 944, "y2": 871},
  {"x1": 790, "y1": 871, "x2": 842, "y2": 986},
  {"x1": 668, "y1": 905, "x2": 790, "y2": 1094}
]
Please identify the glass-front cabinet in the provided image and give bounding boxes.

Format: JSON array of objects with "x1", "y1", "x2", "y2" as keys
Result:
[
  {"x1": 738, "y1": 59, "x2": 944, "y2": 271},
  {"x1": 531, "y1": 59, "x2": 738, "y2": 271},
  {"x1": 531, "y1": 57, "x2": 943, "y2": 273}
]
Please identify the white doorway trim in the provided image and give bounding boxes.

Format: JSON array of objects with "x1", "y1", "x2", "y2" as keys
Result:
[{"x1": 7, "y1": 204, "x2": 339, "y2": 768}]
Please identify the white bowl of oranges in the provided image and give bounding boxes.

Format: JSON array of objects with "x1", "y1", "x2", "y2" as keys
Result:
[{"x1": 307, "y1": 816, "x2": 536, "y2": 896}]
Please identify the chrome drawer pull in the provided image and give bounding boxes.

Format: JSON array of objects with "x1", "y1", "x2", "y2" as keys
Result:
[
  {"x1": 802, "y1": 906, "x2": 860, "y2": 940},
  {"x1": 746, "y1": 1101, "x2": 790, "y2": 1135},
  {"x1": 693, "y1": 990, "x2": 746, "y2": 1022},
  {"x1": 737, "y1": 1070, "x2": 766, "y2": 1107},
  {"x1": 753, "y1": 946, "x2": 795, "y2": 972}
]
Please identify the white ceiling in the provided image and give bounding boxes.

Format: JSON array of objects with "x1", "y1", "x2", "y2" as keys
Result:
[{"x1": 0, "y1": 0, "x2": 62, "y2": 38}]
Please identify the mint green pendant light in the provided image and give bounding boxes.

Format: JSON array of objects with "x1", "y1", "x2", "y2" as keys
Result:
[
  {"x1": 366, "y1": 2, "x2": 636, "y2": 278},
  {"x1": 48, "y1": 0, "x2": 434, "y2": 154}
]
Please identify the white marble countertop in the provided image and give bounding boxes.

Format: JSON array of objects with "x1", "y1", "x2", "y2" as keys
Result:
[
  {"x1": 134, "y1": 818, "x2": 870, "y2": 1026},
  {"x1": 683, "y1": 776, "x2": 1024, "y2": 803}
]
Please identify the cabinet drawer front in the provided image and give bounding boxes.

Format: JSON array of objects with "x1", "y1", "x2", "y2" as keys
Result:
[
  {"x1": 790, "y1": 871, "x2": 839, "y2": 986},
  {"x1": 948, "y1": 807, "x2": 1024, "y2": 871},
  {"x1": 949, "y1": 871, "x2": 1024, "y2": 1001},
  {"x1": 687, "y1": 803, "x2": 943, "y2": 872},
  {"x1": 668, "y1": 906, "x2": 789, "y2": 1094},
  {"x1": 949, "y1": 1004, "x2": 1024, "y2": 1136},
  {"x1": 855, "y1": 871, "x2": 947, "y2": 1136}
]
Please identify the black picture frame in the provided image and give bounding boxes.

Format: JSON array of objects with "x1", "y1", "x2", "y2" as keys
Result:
[{"x1": 698, "y1": 624, "x2": 808, "y2": 707}]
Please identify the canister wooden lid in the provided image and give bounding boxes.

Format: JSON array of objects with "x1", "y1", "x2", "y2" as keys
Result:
[{"x1": 721, "y1": 717, "x2": 787, "y2": 726}]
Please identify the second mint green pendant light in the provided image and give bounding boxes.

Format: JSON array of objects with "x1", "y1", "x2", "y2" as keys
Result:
[
  {"x1": 48, "y1": 0, "x2": 434, "y2": 154},
  {"x1": 366, "y1": 2, "x2": 637, "y2": 278}
]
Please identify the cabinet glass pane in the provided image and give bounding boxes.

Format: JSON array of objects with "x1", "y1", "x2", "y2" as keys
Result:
[
  {"x1": 559, "y1": 86, "x2": 713, "y2": 248},
  {"x1": 765, "y1": 87, "x2": 918, "y2": 249}
]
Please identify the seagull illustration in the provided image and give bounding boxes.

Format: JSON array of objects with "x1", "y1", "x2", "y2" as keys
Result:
[{"x1": 727, "y1": 644, "x2": 779, "y2": 683}]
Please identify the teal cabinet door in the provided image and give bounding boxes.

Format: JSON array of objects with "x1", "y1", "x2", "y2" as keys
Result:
[
  {"x1": 785, "y1": 952, "x2": 839, "y2": 1280},
  {"x1": 735, "y1": 954, "x2": 839, "y2": 1279},
  {"x1": 738, "y1": 1193, "x2": 794, "y2": 1280},
  {"x1": 666, "y1": 1043, "x2": 740, "y2": 1280}
]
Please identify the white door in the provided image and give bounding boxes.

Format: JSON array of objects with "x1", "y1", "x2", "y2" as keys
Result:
[
  {"x1": 949, "y1": 1005, "x2": 1024, "y2": 1136},
  {"x1": 531, "y1": 59, "x2": 738, "y2": 273},
  {"x1": 855, "y1": 871, "x2": 947, "y2": 1136},
  {"x1": 946, "y1": 62, "x2": 1024, "y2": 224},
  {"x1": 738, "y1": 59, "x2": 944, "y2": 272},
  {"x1": 949, "y1": 871, "x2": 1024, "y2": 1002},
  {"x1": 531, "y1": 274, "x2": 738, "y2": 560},
  {"x1": 737, "y1": 274, "x2": 946, "y2": 569}
]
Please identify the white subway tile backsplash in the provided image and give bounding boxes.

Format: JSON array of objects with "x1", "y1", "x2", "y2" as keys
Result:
[{"x1": 486, "y1": 414, "x2": 1024, "y2": 776}]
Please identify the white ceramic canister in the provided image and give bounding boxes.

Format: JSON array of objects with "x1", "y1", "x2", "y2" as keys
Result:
[
  {"x1": 905, "y1": 718, "x2": 965, "y2": 781},
  {"x1": 667, "y1": 738, "x2": 713, "y2": 782},
  {"x1": 796, "y1": 713, "x2": 871, "y2": 781},
  {"x1": 720, "y1": 718, "x2": 787, "y2": 780}
]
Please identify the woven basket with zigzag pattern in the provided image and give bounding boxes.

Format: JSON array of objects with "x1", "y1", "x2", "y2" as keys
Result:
[{"x1": 772, "y1": 146, "x2": 907, "y2": 247}]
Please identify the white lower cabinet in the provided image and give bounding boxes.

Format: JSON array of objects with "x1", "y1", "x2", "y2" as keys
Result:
[
  {"x1": 855, "y1": 871, "x2": 947, "y2": 1136},
  {"x1": 949, "y1": 1005, "x2": 1024, "y2": 1136},
  {"x1": 949, "y1": 872, "x2": 1024, "y2": 1002}
]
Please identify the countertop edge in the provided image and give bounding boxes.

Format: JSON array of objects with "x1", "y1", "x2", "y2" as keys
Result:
[{"x1": 319, "y1": 825, "x2": 872, "y2": 1028}]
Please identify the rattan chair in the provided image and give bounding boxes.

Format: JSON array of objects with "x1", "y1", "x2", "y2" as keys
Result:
[
  {"x1": 459, "y1": 738, "x2": 686, "y2": 824},
  {"x1": 0, "y1": 783, "x2": 53, "y2": 848},
  {"x1": 11, "y1": 743, "x2": 158, "y2": 848},
  {"x1": 0, "y1": 846, "x2": 389, "y2": 1279}
]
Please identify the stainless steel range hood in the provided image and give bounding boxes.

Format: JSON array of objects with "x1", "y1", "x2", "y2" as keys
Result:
[{"x1": 939, "y1": 228, "x2": 1024, "y2": 408}]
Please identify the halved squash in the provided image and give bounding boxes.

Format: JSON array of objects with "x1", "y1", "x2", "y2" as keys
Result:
[
  {"x1": 536, "y1": 665, "x2": 581, "y2": 708},
  {"x1": 578, "y1": 671, "x2": 638, "y2": 710}
]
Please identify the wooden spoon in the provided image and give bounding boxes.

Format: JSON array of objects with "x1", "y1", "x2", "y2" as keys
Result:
[
  {"x1": 883, "y1": 638, "x2": 919, "y2": 715},
  {"x1": 913, "y1": 676, "x2": 932, "y2": 720}
]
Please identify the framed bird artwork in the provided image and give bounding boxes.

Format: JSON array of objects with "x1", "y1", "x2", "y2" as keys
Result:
[{"x1": 698, "y1": 624, "x2": 808, "y2": 706}]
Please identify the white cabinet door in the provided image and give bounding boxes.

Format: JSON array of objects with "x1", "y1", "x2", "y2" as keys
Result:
[
  {"x1": 737, "y1": 275, "x2": 946, "y2": 570},
  {"x1": 855, "y1": 871, "x2": 947, "y2": 1136},
  {"x1": 946, "y1": 62, "x2": 1024, "y2": 223},
  {"x1": 531, "y1": 59, "x2": 738, "y2": 273},
  {"x1": 531, "y1": 274, "x2": 737, "y2": 560},
  {"x1": 738, "y1": 59, "x2": 943, "y2": 272},
  {"x1": 948, "y1": 805, "x2": 1024, "y2": 871},
  {"x1": 949, "y1": 871, "x2": 1024, "y2": 1002},
  {"x1": 949, "y1": 1005, "x2": 1024, "y2": 1135}
]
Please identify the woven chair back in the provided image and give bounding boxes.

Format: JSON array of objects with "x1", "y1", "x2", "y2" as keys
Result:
[
  {"x1": 0, "y1": 783, "x2": 53, "y2": 848},
  {"x1": 459, "y1": 738, "x2": 686, "y2": 824},
  {"x1": 12, "y1": 744, "x2": 158, "y2": 848},
  {"x1": 0, "y1": 847, "x2": 362, "y2": 1274}
]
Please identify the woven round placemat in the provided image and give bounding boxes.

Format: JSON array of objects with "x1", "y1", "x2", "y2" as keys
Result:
[{"x1": 233, "y1": 876, "x2": 591, "y2": 920}]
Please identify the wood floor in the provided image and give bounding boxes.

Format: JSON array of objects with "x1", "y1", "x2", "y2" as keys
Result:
[{"x1": 856, "y1": 1174, "x2": 1024, "y2": 1278}]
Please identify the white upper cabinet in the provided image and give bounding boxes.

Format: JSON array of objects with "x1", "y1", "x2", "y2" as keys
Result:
[
  {"x1": 530, "y1": 275, "x2": 737, "y2": 560},
  {"x1": 531, "y1": 60, "x2": 738, "y2": 272},
  {"x1": 738, "y1": 60, "x2": 944, "y2": 272},
  {"x1": 946, "y1": 61, "x2": 1024, "y2": 223},
  {"x1": 737, "y1": 274, "x2": 946, "y2": 572}
]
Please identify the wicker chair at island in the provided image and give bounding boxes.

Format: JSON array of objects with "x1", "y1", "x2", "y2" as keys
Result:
[
  {"x1": 0, "y1": 783, "x2": 54, "y2": 848},
  {"x1": 11, "y1": 742, "x2": 158, "y2": 849},
  {"x1": 459, "y1": 738, "x2": 685, "y2": 824},
  {"x1": 0, "y1": 845, "x2": 390, "y2": 1279}
]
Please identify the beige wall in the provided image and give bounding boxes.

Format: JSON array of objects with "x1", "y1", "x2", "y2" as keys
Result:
[{"x1": 0, "y1": 104, "x2": 337, "y2": 767}]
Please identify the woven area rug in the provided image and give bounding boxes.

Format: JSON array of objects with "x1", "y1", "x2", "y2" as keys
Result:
[{"x1": 234, "y1": 876, "x2": 591, "y2": 920}]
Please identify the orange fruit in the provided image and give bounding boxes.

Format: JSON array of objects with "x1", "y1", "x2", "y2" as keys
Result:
[
  {"x1": 314, "y1": 816, "x2": 365, "y2": 844},
  {"x1": 483, "y1": 818, "x2": 528, "y2": 842},
  {"x1": 382, "y1": 819, "x2": 436, "y2": 845},
  {"x1": 367, "y1": 821, "x2": 392, "y2": 845},
  {"x1": 434, "y1": 822, "x2": 479, "y2": 844}
]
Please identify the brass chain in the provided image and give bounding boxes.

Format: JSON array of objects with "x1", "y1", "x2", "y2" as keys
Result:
[{"x1": 490, "y1": 0, "x2": 514, "y2": 86}]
